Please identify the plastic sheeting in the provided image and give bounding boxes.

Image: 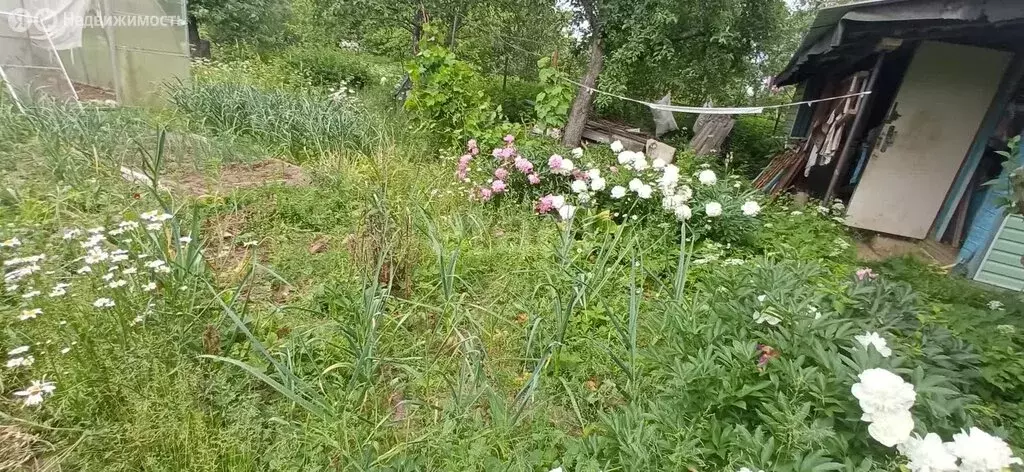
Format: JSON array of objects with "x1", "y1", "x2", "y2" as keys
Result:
[{"x1": 0, "y1": 0, "x2": 188, "y2": 105}]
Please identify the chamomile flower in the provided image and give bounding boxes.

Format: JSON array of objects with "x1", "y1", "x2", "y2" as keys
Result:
[
  {"x1": 6, "y1": 355, "x2": 34, "y2": 368},
  {"x1": 14, "y1": 380, "x2": 56, "y2": 407}
]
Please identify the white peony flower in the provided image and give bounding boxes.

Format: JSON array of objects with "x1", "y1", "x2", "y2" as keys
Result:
[
  {"x1": 705, "y1": 202, "x2": 723, "y2": 217},
  {"x1": 946, "y1": 427, "x2": 1022, "y2": 472},
  {"x1": 636, "y1": 185, "x2": 653, "y2": 199},
  {"x1": 662, "y1": 195, "x2": 686, "y2": 211},
  {"x1": 571, "y1": 180, "x2": 588, "y2": 194},
  {"x1": 698, "y1": 169, "x2": 717, "y2": 185},
  {"x1": 558, "y1": 205, "x2": 576, "y2": 220},
  {"x1": 590, "y1": 177, "x2": 606, "y2": 191},
  {"x1": 867, "y1": 410, "x2": 915, "y2": 447},
  {"x1": 571, "y1": 147, "x2": 584, "y2": 158},
  {"x1": 610, "y1": 140, "x2": 624, "y2": 153},
  {"x1": 610, "y1": 186, "x2": 627, "y2": 199},
  {"x1": 617, "y1": 151, "x2": 635, "y2": 165},
  {"x1": 675, "y1": 185, "x2": 692, "y2": 202},
  {"x1": 586, "y1": 168, "x2": 601, "y2": 180},
  {"x1": 898, "y1": 433, "x2": 958, "y2": 472},
  {"x1": 631, "y1": 157, "x2": 649, "y2": 171},
  {"x1": 987, "y1": 300, "x2": 1004, "y2": 310},
  {"x1": 652, "y1": 158, "x2": 667, "y2": 169},
  {"x1": 855, "y1": 331, "x2": 893, "y2": 358},
  {"x1": 737, "y1": 468, "x2": 764, "y2": 472},
  {"x1": 628, "y1": 178, "x2": 644, "y2": 191},
  {"x1": 550, "y1": 195, "x2": 566, "y2": 209},
  {"x1": 741, "y1": 200, "x2": 761, "y2": 216},
  {"x1": 851, "y1": 368, "x2": 916, "y2": 422},
  {"x1": 674, "y1": 204, "x2": 692, "y2": 221}
]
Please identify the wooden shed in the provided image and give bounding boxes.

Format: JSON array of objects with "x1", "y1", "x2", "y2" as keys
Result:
[{"x1": 769, "y1": 0, "x2": 1024, "y2": 278}]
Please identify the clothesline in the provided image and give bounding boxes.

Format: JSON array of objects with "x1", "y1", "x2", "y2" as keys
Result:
[{"x1": 562, "y1": 77, "x2": 871, "y2": 115}]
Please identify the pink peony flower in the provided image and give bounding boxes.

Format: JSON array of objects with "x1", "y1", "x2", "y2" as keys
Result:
[
  {"x1": 479, "y1": 187, "x2": 493, "y2": 201},
  {"x1": 459, "y1": 154, "x2": 473, "y2": 165},
  {"x1": 491, "y1": 180, "x2": 507, "y2": 193},
  {"x1": 548, "y1": 154, "x2": 563, "y2": 170},
  {"x1": 527, "y1": 173, "x2": 541, "y2": 185},
  {"x1": 571, "y1": 169, "x2": 588, "y2": 181},
  {"x1": 492, "y1": 148, "x2": 502, "y2": 158},
  {"x1": 456, "y1": 167, "x2": 468, "y2": 180},
  {"x1": 499, "y1": 147, "x2": 514, "y2": 159},
  {"x1": 467, "y1": 139, "x2": 478, "y2": 150},
  {"x1": 503, "y1": 134, "x2": 515, "y2": 144},
  {"x1": 514, "y1": 157, "x2": 534, "y2": 174},
  {"x1": 855, "y1": 267, "x2": 877, "y2": 281},
  {"x1": 494, "y1": 167, "x2": 509, "y2": 180},
  {"x1": 535, "y1": 195, "x2": 555, "y2": 213}
]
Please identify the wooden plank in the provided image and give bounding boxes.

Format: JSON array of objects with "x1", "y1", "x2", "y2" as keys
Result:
[
  {"x1": 845, "y1": 41, "x2": 1011, "y2": 239},
  {"x1": 932, "y1": 52, "x2": 1024, "y2": 239}
]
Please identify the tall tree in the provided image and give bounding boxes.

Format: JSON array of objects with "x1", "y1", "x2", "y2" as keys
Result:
[
  {"x1": 560, "y1": 0, "x2": 789, "y2": 146},
  {"x1": 562, "y1": 0, "x2": 601, "y2": 147}
]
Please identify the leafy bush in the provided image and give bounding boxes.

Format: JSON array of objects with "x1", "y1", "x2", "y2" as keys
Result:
[
  {"x1": 533, "y1": 57, "x2": 574, "y2": 131},
  {"x1": 729, "y1": 114, "x2": 785, "y2": 178},
  {"x1": 278, "y1": 46, "x2": 376, "y2": 89},
  {"x1": 405, "y1": 32, "x2": 505, "y2": 151},
  {"x1": 452, "y1": 136, "x2": 763, "y2": 244},
  {"x1": 482, "y1": 76, "x2": 544, "y2": 124}
]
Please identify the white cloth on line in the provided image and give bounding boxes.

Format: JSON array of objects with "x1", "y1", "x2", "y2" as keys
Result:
[{"x1": 14, "y1": 0, "x2": 92, "y2": 50}]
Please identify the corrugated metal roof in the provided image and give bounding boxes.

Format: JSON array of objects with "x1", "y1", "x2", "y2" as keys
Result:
[{"x1": 775, "y1": 0, "x2": 1024, "y2": 86}]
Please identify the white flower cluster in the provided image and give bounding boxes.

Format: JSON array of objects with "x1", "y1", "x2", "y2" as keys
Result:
[
  {"x1": 2, "y1": 209, "x2": 177, "y2": 407},
  {"x1": 898, "y1": 428, "x2": 1022, "y2": 472},
  {"x1": 851, "y1": 368, "x2": 916, "y2": 447},
  {"x1": 853, "y1": 368, "x2": 1021, "y2": 471}
]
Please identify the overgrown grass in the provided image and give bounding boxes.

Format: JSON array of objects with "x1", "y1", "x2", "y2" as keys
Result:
[{"x1": 2, "y1": 56, "x2": 1023, "y2": 472}]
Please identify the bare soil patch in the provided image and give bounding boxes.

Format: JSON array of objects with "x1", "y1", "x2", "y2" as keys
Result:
[{"x1": 176, "y1": 159, "x2": 309, "y2": 196}]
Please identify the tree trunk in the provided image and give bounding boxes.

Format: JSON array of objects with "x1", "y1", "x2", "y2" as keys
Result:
[
  {"x1": 411, "y1": 9, "x2": 424, "y2": 55},
  {"x1": 562, "y1": 35, "x2": 603, "y2": 147}
]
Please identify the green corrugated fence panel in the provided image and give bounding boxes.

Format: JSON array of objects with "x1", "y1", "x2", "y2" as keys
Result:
[{"x1": 975, "y1": 214, "x2": 1024, "y2": 290}]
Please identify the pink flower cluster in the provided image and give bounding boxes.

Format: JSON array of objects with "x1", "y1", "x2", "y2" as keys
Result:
[{"x1": 459, "y1": 136, "x2": 541, "y2": 202}]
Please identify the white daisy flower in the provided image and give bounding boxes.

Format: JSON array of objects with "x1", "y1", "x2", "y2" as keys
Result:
[
  {"x1": 108, "y1": 279, "x2": 127, "y2": 289},
  {"x1": 143, "y1": 281, "x2": 157, "y2": 292},
  {"x1": 93, "y1": 298, "x2": 115, "y2": 308},
  {"x1": 14, "y1": 380, "x2": 56, "y2": 407},
  {"x1": 19, "y1": 308, "x2": 42, "y2": 321},
  {"x1": 7, "y1": 345, "x2": 29, "y2": 356},
  {"x1": 6, "y1": 355, "x2": 34, "y2": 368}
]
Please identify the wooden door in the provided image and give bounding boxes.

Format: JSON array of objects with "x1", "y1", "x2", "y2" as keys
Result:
[{"x1": 845, "y1": 41, "x2": 1011, "y2": 239}]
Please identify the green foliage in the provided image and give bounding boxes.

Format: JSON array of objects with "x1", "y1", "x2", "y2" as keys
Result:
[
  {"x1": 191, "y1": 0, "x2": 291, "y2": 51},
  {"x1": 534, "y1": 57, "x2": 574, "y2": 130},
  {"x1": 405, "y1": 32, "x2": 503, "y2": 150},
  {"x1": 482, "y1": 76, "x2": 544, "y2": 124},
  {"x1": 730, "y1": 114, "x2": 786, "y2": 178},
  {"x1": 168, "y1": 81, "x2": 372, "y2": 161},
  {"x1": 279, "y1": 46, "x2": 377, "y2": 89}
]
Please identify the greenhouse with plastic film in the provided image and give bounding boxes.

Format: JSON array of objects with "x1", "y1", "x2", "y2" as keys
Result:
[{"x1": 0, "y1": 0, "x2": 189, "y2": 108}]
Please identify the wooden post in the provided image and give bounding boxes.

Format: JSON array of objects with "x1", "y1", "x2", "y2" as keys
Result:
[{"x1": 823, "y1": 53, "x2": 886, "y2": 203}]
